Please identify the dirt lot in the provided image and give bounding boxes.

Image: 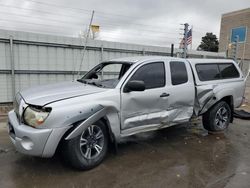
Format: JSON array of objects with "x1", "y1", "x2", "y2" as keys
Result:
[{"x1": 0, "y1": 117, "x2": 250, "y2": 188}]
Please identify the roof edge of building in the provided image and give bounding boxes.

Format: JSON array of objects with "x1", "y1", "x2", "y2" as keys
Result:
[{"x1": 222, "y1": 8, "x2": 250, "y2": 17}]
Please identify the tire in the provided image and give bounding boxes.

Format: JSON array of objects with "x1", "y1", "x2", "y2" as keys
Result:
[
  {"x1": 62, "y1": 120, "x2": 108, "y2": 170},
  {"x1": 202, "y1": 101, "x2": 231, "y2": 132}
]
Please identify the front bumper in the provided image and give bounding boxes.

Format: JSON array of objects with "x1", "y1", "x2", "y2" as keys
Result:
[{"x1": 8, "y1": 110, "x2": 69, "y2": 157}]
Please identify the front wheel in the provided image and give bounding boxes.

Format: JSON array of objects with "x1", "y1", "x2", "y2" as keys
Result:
[
  {"x1": 202, "y1": 101, "x2": 231, "y2": 132},
  {"x1": 63, "y1": 120, "x2": 108, "y2": 170}
]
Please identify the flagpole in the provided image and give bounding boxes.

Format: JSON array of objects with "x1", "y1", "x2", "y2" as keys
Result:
[{"x1": 190, "y1": 26, "x2": 193, "y2": 50}]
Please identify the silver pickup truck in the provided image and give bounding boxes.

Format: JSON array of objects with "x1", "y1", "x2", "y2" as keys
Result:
[{"x1": 8, "y1": 56, "x2": 245, "y2": 170}]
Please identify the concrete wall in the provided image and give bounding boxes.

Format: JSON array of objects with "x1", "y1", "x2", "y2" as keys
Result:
[{"x1": 0, "y1": 29, "x2": 226, "y2": 103}]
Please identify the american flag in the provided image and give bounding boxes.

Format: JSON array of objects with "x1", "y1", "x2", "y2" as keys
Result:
[
  {"x1": 187, "y1": 28, "x2": 192, "y2": 45},
  {"x1": 179, "y1": 28, "x2": 192, "y2": 48}
]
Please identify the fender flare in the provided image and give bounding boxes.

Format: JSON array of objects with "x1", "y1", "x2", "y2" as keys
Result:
[
  {"x1": 65, "y1": 107, "x2": 107, "y2": 140},
  {"x1": 64, "y1": 107, "x2": 118, "y2": 152}
]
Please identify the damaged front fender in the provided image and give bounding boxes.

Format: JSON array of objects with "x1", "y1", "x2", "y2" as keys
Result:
[{"x1": 65, "y1": 107, "x2": 107, "y2": 140}]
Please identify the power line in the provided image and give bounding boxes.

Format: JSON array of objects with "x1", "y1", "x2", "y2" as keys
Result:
[
  {"x1": 99, "y1": 37, "x2": 177, "y2": 44},
  {"x1": 99, "y1": 36, "x2": 177, "y2": 46},
  {"x1": 23, "y1": 0, "x2": 183, "y2": 30},
  {"x1": 22, "y1": 0, "x2": 92, "y2": 13},
  {"x1": 7, "y1": 0, "x2": 193, "y2": 32},
  {"x1": 0, "y1": 4, "x2": 182, "y2": 35},
  {"x1": 0, "y1": 2, "x2": 210, "y2": 35},
  {"x1": 0, "y1": 17, "x2": 178, "y2": 44},
  {"x1": 0, "y1": 10, "x2": 89, "y2": 27},
  {"x1": 92, "y1": 19, "x2": 179, "y2": 35},
  {"x1": 0, "y1": 15, "x2": 179, "y2": 39},
  {"x1": 0, "y1": 25, "x2": 76, "y2": 36},
  {"x1": 99, "y1": 31, "x2": 177, "y2": 40},
  {"x1": 0, "y1": 0, "x2": 212, "y2": 47},
  {"x1": 0, "y1": 3, "x2": 178, "y2": 32},
  {"x1": 0, "y1": 3, "x2": 91, "y2": 20},
  {"x1": 0, "y1": 18, "x2": 83, "y2": 29},
  {"x1": 22, "y1": 0, "x2": 150, "y2": 20},
  {"x1": 0, "y1": 10, "x2": 180, "y2": 37},
  {"x1": 93, "y1": 14, "x2": 177, "y2": 29}
]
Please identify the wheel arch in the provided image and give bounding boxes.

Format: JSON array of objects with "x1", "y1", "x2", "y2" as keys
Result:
[
  {"x1": 219, "y1": 95, "x2": 234, "y2": 123},
  {"x1": 202, "y1": 95, "x2": 234, "y2": 123},
  {"x1": 58, "y1": 106, "x2": 119, "y2": 152},
  {"x1": 99, "y1": 116, "x2": 118, "y2": 153}
]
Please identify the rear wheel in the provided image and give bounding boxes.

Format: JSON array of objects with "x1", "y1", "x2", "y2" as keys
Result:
[
  {"x1": 202, "y1": 101, "x2": 231, "y2": 132},
  {"x1": 63, "y1": 120, "x2": 108, "y2": 170}
]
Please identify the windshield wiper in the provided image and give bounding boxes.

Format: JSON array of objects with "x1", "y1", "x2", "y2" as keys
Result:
[
  {"x1": 88, "y1": 81, "x2": 103, "y2": 87},
  {"x1": 77, "y1": 79, "x2": 104, "y2": 88},
  {"x1": 77, "y1": 79, "x2": 87, "y2": 84}
]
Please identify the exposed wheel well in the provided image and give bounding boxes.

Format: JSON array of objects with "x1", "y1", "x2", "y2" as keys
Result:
[
  {"x1": 99, "y1": 117, "x2": 118, "y2": 153},
  {"x1": 220, "y1": 95, "x2": 234, "y2": 123},
  {"x1": 56, "y1": 117, "x2": 117, "y2": 156}
]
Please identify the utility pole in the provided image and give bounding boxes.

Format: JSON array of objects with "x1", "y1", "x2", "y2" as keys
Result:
[
  {"x1": 179, "y1": 23, "x2": 189, "y2": 58},
  {"x1": 232, "y1": 35, "x2": 239, "y2": 62},
  {"x1": 76, "y1": 10, "x2": 95, "y2": 78},
  {"x1": 171, "y1": 44, "x2": 174, "y2": 57},
  {"x1": 9, "y1": 35, "x2": 15, "y2": 100},
  {"x1": 183, "y1": 23, "x2": 189, "y2": 58}
]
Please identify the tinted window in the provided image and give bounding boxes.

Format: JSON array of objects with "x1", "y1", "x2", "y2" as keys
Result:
[
  {"x1": 196, "y1": 64, "x2": 221, "y2": 81},
  {"x1": 130, "y1": 62, "x2": 165, "y2": 89},
  {"x1": 170, "y1": 61, "x2": 188, "y2": 85},
  {"x1": 219, "y1": 63, "x2": 239, "y2": 79}
]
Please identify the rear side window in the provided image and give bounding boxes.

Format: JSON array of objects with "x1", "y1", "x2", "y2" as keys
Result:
[
  {"x1": 129, "y1": 62, "x2": 165, "y2": 89},
  {"x1": 196, "y1": 64, "x2": 221, "y2": 81},
  {"x1": 196, "y1": 63, "x2": 240, "y2": 81},
  {"x1": 219, "y1": 63, "x2": 239, "y2": 79},
  {"x1": 170, "y1": 61, "x2": 188, "y2": 85}
]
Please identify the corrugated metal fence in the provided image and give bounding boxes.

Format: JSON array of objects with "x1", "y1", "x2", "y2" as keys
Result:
[{"x1": 0, "y1": 29, "x2": 227, "y2": 103}]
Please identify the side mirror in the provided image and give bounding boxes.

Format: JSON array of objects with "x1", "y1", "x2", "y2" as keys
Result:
[
  {"x1": 124, "y1": 80, "x2": 145, "y2": 93},
  {"x1": 89, "y1": 72, "x2": 98, "y2": 79}
]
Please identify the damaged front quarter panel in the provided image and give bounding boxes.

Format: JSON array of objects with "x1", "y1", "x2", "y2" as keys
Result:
[{"x1": 65, "y1": 106, "x2": 107, "y2": 140}]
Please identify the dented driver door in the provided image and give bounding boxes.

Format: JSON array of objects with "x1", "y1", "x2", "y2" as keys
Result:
[{"x1": 120, "y1": 61, "x2": 170, "y2": 132}]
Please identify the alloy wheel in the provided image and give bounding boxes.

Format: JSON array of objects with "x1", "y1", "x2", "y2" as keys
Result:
[
  {"x1": 79, "y1": 125, "x2": 104, "y2": 159},
  {"x1": 214, "y1": 107, "x2": 229, "y2": 129}
]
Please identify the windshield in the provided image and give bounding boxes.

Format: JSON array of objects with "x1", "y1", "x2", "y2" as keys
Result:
[{"x1": 77, "y1": 62, "x2": 132, "y2": 88}]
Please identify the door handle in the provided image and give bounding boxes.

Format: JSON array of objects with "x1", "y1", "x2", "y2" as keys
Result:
[{"x1": 160, "y1": 93, "x2": 170, "y2": 97}]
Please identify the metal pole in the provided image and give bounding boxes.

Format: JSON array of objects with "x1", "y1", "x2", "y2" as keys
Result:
[
  {"x1": 77, "y1": 10, "x2": 95, "y2": 77},
  {"x1": 171, "y1": 44, "x2": 174, "y2": 57},
  {"x1": 142, "y1": 48, "x2": 146, "y2": 56},
  {"x1": 232, "y1": 35, "x2": 239, "y2": 62},
  {"x1": 241, "y1": 38, "x2": 247, "y2": 71},
  {"x1": 100, "y1": 45, "x2": 104, "y2": 62},
  {"x1": 190, "y1": 25, "x2": 193, "y2": 50},
  {"x1": 235, "y1": 35, "x2": 239, "y2": 62},
  {"x1": 9, "y1": 35, "x2": 15, "y2": 100},
  {"x1": 183, "y1": 23, "x2": 189, "y2": 58}
]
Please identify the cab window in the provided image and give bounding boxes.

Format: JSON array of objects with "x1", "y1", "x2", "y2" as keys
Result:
[
  {"x1": 170, "y1": 61, "x2": 188, "y2": 85},
  {"x1": 129, "y1": 62, "x2": 165, "y2": 89}
]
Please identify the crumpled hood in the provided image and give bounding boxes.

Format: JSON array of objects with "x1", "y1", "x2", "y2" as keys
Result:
[{"x1": 20, "y1": 81, "x2": 107, "y2": 106}]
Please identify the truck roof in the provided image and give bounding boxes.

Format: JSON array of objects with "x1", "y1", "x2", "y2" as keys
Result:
[
  {"x1": 187, "y1": 58, "x2": 235, "y2": 64},
  {"x1": 108, "y1": 56, "x2": 234, "y2": 64},
  {"x1": 108, "y1": 56, "x2": 182, "y2": 63}
]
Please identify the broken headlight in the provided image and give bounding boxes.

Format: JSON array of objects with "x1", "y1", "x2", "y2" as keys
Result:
[{"x1": 23, "y1": 106, "x2": 51, "y2": 127}]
